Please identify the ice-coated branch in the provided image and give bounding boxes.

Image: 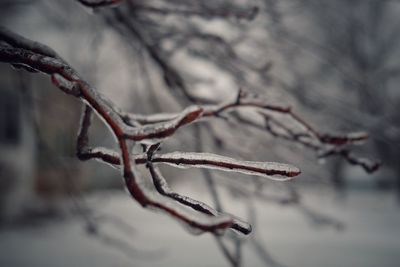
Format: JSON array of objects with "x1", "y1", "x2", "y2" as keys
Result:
[
  {"x1": 145, "y1": 152, "x2": 300, "y2": 180},
  {"x1": 258, "y1": 112, "x2": 380, "y2": 173},
  {"x1": 119, "y1": 90, "x2": 292, "y2": 126},
  {"x1": 147, "y1": 162, "x2": 252, "y2": 234},
  {"x1": 76, "y1": 143, "x2": 301, "y2": 181},
  {"x1": 0, "y1": 24, "x2": 379, "y2": 238},
  {"x1": 0, "y1": 28, "x2": 301, "y2": 235},
  {"x1": 123, "y1": 106, "x2": 204, "y2": 142},
  {"x1": 121, "y1": 88, "x2": 380, "y2": 173},
  {"x1": 0, "y1": 28, "x2": 230, "y2": 234}
]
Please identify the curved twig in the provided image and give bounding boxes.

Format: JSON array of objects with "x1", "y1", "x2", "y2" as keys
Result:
[{"x1": 147, "y1": 162, "x2": 252, "y2": 234}]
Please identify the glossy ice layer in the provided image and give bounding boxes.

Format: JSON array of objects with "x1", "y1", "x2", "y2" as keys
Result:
[{"x1": 152, "y1": 152, "x2": 301, "y2": 181}]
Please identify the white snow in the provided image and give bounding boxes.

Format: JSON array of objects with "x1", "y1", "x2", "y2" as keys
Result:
[{"x1": 0, "y1": 186, "x2": 399, "y2": 267}]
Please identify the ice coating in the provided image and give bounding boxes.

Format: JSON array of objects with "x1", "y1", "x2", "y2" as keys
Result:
[
  {"x1": 124, "y1": 106, "x2": 203, "y2": 142},
  {"x1": 320, "y1": 131, "x2": 369, "y2": 145},
  {"x1": 51, "y1": 73, "x2": 82, "y2": 96},
  {"x1": 123, "y1": 112, "x2": 179, "y2": 125},
  {"x1": 90, "y1": 147, "x2": 121, "y2": 166},
  {"x1": 151, "y1": 152, "x2": 301, "y2": 180},
  {"x1": 52, "y1": 73, "x2": 74, "y2": 88}
]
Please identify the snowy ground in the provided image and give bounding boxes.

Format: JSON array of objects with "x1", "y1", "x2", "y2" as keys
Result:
[{"x1": 0, "y1": 185, "x2": 399, "y2": 267}]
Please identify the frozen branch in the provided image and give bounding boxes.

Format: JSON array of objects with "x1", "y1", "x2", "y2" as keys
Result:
[
  {"x1": 147, "y1": 162, "x2": 252, "y2": 234},
  {"x1": 0, "y1": 28, "x2": 300, "y2": 235},
  {"x1": 122, "y1": 88, "x2": 380, "y2": 173},
  {"x1": 0, "y1": 15, "x2": 379, "y2": 239}
]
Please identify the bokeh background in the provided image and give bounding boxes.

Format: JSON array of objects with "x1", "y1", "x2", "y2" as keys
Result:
[{"x1": 1, "y1": 1, "x2": 400, "y2": 266}]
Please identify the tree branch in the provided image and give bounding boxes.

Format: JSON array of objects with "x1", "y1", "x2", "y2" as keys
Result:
[{"x1": 0, "y1": 28, "x2": 301, "y2": 235}]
